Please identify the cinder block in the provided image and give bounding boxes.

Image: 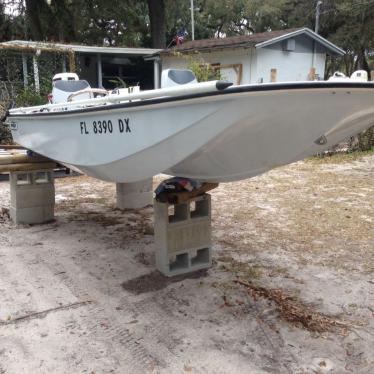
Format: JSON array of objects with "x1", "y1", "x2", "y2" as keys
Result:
[
  {"x1": 9, "y1": 170, "x2": 55, "y2": 224},
  {"x1": 154, "y1": 194, "x2": 212, "y2": 277},
  {"x1": 116, "y1": 178, "x2": 153, "y2": 209},
  {"x1": 10, "y1": 205, "x2": 54, "y2": 224}
]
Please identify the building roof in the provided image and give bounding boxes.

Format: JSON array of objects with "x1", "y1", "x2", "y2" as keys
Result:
[
  {"x1": 0, "y1": 40, "x2": 161, "y2": 56},
  {"x1": 157, "y1": 27, "x2": 344, "y2": 56}
]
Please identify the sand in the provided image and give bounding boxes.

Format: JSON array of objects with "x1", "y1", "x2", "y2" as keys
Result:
[{"x1": 0, "y1": 154, "x2": 373, "y2": 374}]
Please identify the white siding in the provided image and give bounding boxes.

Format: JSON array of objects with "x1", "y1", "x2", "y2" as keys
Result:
[
  {"x1": 255, "y1": 47, "x2": 326, "y2": 83},
  {"x1": 161, "y1": 49, "x2": 252, "y2": 85},
  {"x1": 160, "y1": 39, "x2": 328, "y2": 85}
]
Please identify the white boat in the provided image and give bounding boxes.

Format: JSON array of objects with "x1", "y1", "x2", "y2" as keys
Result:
[{"x1": 4, "y1": 69, "x2": 374, "y2": 183}]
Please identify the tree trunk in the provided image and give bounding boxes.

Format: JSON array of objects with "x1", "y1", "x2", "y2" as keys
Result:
[
  {"x1": 51, "y1": 0, "x2": 76, "y2": 42},
  {"x1": 355, "y1": 46, "x2": 369, "y2": 73},
  {"x1": 147, "y1": 0, "x2": 166, "y2": 48},
  {"x1": 25, "y1": 0, "x2": 44, "y2": 40}
]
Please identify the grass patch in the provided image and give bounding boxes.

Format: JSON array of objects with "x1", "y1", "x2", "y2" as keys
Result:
[
  {"x1": 307, "y1": 147, "x2": 374, "y2": 164},
  {"x1": 218, "y1": 257, "x2": 262, "y2": 280},
  {"x1": 234, "y1": 279, "x2": 357, "y2": 334},
  {"x1": 64, "y1": 212, "x2": 122, "y2": 227}
]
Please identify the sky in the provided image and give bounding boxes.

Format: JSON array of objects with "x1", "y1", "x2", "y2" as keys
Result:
[{"x1": 2, "y1": 0, "x2": 22, "y2": 16}]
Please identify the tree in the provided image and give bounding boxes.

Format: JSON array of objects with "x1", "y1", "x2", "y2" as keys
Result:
[
  {"x1": 147, "y1": 0, "x2": 166, "y2": 48},
  {"x1": 25, "y1": 0, "x2": 47, "y2": 40}
]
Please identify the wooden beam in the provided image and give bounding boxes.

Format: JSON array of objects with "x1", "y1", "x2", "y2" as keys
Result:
[
  {"x1": 0, "y1": 154, "x2": 51, "y2": 165},
  {"x1": 0, "y1": 162, "x2": 57, "y2": 173},
  {"x1": 212, "y1": 63, "x2": 243, "y2": 85},
  {"x1": 0, "y1": 145, "x2": 25, "y2": 150},
  {"x1": 155, "y1": 182, "x2": 219, "y2": 204},
  {"x1": 270, "y1": 68, "x2": 277, "y2": 83},
  {"x1": 308, "y1": 67, "x2": 316, "y2": 81}
]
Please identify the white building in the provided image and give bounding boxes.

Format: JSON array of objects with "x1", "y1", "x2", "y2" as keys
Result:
[{"x1": 153, "y1": 28, "x2": 344, "y2": 85}]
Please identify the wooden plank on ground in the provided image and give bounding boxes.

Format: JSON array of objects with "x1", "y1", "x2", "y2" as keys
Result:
[
  {"x1": 0, "y1": 154, "x2": 51, "y2": 165},
  {"x1": 0, "y1": 144, "x2": 25, "y2": 149},
  {"x1": 157, "y1": 182, "x2": 219, "y2": 204},
  {"x1": 0, "y1": 162, "x2": 57, "y2": 173}
]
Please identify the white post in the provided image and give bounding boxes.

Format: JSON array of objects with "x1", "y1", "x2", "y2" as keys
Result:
[
  {"x1": 315, "y1": 1, "x2": 323, "y2": 34},
  {"x1": 116, "y1": 178, "x2": 153, "y2": 210},
  {"x1": 62, "y1": 57, "x2": 67, "y2": 72},
  {"x1": 312, "y1": 1, "x2": 322, "y2": 76},
  {"x1": 97, "y1": 54, "x2": 103, "y2": 88},
  {"x1": 33, "y1": 55, "x2": 40, "y2": 93},
  {"x1": 22, "y1": 54, "x2": 28, "y2": 88},
  {"x1": 190, "y1": 0, "x2": 195, "y2": 40},
  {"x1": 153, "y1": 59, "x2": 160, "y2": 89}
]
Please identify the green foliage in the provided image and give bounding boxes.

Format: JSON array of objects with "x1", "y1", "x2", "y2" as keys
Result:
[
  {"x1": 356, "y1": 127, "x2": 374, "y2": 152},
  {"x1": 108, "y1": 77, "x2": 127, "y2": 88},
  {"x1": 0, "y1": 100, "x2": 12, "y2": 144},
  {"x1": 178, "y1": 53, "x2": 222, "y2": 82},
  {"x1": 308, "y1": 145, "x2": 374, "y2": 164},
  {"x1": 281, "y1": 0, "x2": 374, "y2": 75},
  {"x1": 15, "y1": 88, "x2": 46, "y2": 107},
  {"x1": 165, "y1": 0, "x2": 288, "y2": 42},
  {"x1": 0, "y1": 124, "x2": 12, "y2": 144},
  {"x1": 4, "y1": 0, "x2": 374, "y2": 68},
  {"x1": 13, "y1": 67, "x2": 51, "y2": 108}
]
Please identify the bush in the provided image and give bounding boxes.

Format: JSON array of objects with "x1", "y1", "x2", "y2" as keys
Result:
[
  {"x1": 0, "y1": 100, "x2": 12, "y2": 144},
  {"x1": 15, "y1": 87, "x2": 46, "y2": 107},
  {"x1": 186, "y1": 55, "x2": 222, "y2": 82},
  {"x1": 171, "y1": 51, "x2": 222, "y2": 82},
  {"x1": 0, "y1": 88, "x2": 48, "y2": 145},
  {"x1": 357, "y1": 126, "x2": 374, "y2": 151}
]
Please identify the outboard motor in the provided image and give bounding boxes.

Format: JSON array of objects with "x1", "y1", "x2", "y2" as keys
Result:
[
  {"x1": 328, "y1": 71, "x2": 348, "y2": 81},
  {"x1": 161, "y1": 69, "x2": 198, "y2": 88},
  {"x1": 50, "y1": 73, "x2": 92, "y2": 104},
  {"x1": 350, "y1": 70, "x2": 368, "y2": 82}
]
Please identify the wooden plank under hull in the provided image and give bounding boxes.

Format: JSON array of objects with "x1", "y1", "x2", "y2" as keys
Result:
[
  {"x1": 0, "y1": 162, "x2": 57, "y2": 173},
  {"x1": 0, "y1": 154, "x2": 50, "y2": 165}
]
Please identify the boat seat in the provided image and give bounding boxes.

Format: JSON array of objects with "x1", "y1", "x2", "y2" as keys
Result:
[
  {"x1": 52, "y1": 80, "x2": 92, "y2": 104},
  {"x1": 161, "y1": 69, "x2": 198, "y2": 88}
]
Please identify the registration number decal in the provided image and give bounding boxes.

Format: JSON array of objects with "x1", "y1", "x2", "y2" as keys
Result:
[{"x1": 80, "y1": 118, "x2": 131, "y2": 135}]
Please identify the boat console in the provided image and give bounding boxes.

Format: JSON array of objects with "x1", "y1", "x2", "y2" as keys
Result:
[{"x1": 161, "y1": 69, "x2": 198, "y2": 88}]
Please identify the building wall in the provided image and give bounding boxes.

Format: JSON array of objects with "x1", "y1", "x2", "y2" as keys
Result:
[
  {"x1": 161, "y1": 49, "x2": 252, "y2": 85},
  {"x1": 255, "y1": 34, "x2": 327, "y2": 82},
  {"x1": 160, "y1": 34, "x2": 329, "y2": 85},
  {"x1": 255, "y1": 47, "x2": 326, "y2": 83}
]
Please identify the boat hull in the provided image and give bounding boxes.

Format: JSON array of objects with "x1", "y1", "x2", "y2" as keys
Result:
[{"x1": 8, "y1": 83, "x2": 374, "y2": 182}]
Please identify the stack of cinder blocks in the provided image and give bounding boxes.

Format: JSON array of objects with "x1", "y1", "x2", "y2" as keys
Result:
[
  {"x1": 10, "y1": 170, "x2": 55, "y2": 224},
  {"x1": 154, "y1": 194, "x2": 212, "y2": 276}
]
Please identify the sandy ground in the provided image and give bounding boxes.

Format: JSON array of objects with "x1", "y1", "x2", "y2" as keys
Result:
[{"x1": 0, "y1": 155, "x2": 373, "y2": 374}]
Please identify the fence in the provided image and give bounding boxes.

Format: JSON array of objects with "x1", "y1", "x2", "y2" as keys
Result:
[{"x1": 0, "y1": 47, "x2": 78, "y2": 144}]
